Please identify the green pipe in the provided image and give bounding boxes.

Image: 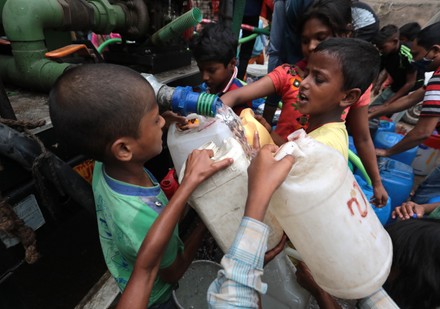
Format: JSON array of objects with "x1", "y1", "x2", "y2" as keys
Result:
[
  {"x1": 239, "y1": 33, "x2": 258, "y2": 45},
  {"x1": 3, "y1": 0, "x2": 64, "y2": 41},
  {"x1": 348, "y1": 149, "x2": 372, "y2": 186},
  {"x1": 251, "y1": 26, "x2": 270, "y2": 36},
  {"x1": 1, "y1": 0, "x2": 127, "y2": 91},
  {"x1": 0, "y1": 55, "x2": 71, "y2": 91},
  {"x1": 151, "y1": 8, "x2": 202, "y2": 45},
  {"x1": 88, "y1": 0, "x2": 126, "y2": 34},
  {"x1": 0, "y1": 40, "x2": 72, "y2": 90},
  {"x1": 97, "y1": 37, "x2": 122, "y2": 54},
  {"x1": 232, "y1": 0, "x2": 246, "y2": 40}
]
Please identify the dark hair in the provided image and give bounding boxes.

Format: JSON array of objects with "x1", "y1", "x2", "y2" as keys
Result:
[
  {"x1": 373, "y1": 24, "x2": 399, "y2": 47},
  {"x1": 49, "y1": 63, "x2": 154, "y2": 162},
  {"x1": 399, "y1": 22, "x2": 421, "y2": 41},
  {"x1": 189, "y1": 23, "x2": 238, "y2": 66},
  {"x1": 313, "y1": 37, "x2": 380, "y2": 93},
  {"x1": 416, "y1": 22, "x2": 440, "y2": 50},
  {"x1": 299, "y1": 0, "x2": 353, "y2": 37},
  {"x1": 385, "y1": 219, "x2": 440, "y2": 309}
]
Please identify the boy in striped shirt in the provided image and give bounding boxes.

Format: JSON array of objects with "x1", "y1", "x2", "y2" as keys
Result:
[{"x1": 376, "y1": 22, "x2": 440, "y2": 158}]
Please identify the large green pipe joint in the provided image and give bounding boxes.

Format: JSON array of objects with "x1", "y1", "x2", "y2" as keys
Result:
[{"x1": 0, "y1": 0, "x2": 128, "y2": 91}]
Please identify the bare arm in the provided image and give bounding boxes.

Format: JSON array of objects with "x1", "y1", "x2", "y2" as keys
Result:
[
  {"x1": 372, "y1": 69, "x2": 388, "y2": 95},
  {"x1": 347, "y1": 106, "x2": 388, "y2": 206},
  {"x1": 377, "y1": 116, "x2": 440, "y2": 157},
  {"x1": 158, "y1": 220, "x2": 206, "y2": 283},
  {"x1": 296, "y1": 261, "x2": 342, "y2": 309},
  {"x1": 382, "y1": 70, "x2": 417, "y2": 105},
  {"x1": 221, "y1": 75, "x2": 277, "y2": 108},
  {"x1": 368, "y1": 87, "x2": 425, "y2": 119},
  {"x1": 116, "y1": 150, "x2": 233, "y2": 309}
]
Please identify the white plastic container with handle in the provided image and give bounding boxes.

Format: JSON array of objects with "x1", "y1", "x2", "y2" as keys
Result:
[
  {"x1": 179, "y1": 137, "x2": 284, "y2": 252},
  {"x1": 270, "y1": 129, "x2": 393, "y2": 299},
  {"x1": 167, "y1": 114, "x2": 233, "y2": 177}
]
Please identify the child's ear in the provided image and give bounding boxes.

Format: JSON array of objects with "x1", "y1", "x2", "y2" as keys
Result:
[
  {"x1": 340, "y1": 88, "x2": 362, "y2": 108},
  {"x1": 111, "y1": 138, "x2": 133, "y2": 162},
  {"x1": 431, "y1": 44, "x2": 440, "y2": 56}
]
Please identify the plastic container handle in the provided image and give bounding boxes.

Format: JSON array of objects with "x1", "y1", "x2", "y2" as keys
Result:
[{"x1": 285, "y1": 247, "x2": 303, "y2": 262}]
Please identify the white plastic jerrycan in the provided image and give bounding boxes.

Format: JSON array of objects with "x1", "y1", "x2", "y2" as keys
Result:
[
  {"x1": 167, "y1": 114, "x2": 233, "y2": 177},
  {"x1": 270, "y1": 129, "x2": 393, "y2": 300},
  {"x1": 179, "y1": 137, "x2": 284, "y2": 252}
]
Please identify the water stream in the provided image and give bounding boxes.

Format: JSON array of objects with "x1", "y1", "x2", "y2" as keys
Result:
[{"x1": 215, "y1": 103, "x2": 253, "y2": 158}]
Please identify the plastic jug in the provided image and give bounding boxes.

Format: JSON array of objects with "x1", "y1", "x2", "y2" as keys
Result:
[
  {"x1": 269, "y1": 129, "x2": 393, "y2": 299},
  {"x1": 167, "y1": 114, "x2": 233, "y2": 177},
  {"x1": 179, "y1": 137, "x2": 284, "y2": 252},
  {"x1": 374, "y1": 131, "x2": 418, "y2": 165},
  {"x1": 377, "y1": 157, "x2": 414, "y2": 210},
  {"x1": 348, "y1": 135, "x2": 357, "y2": 155},
  {"x1": 429, "y1": 196, "x2": 440, "y2": 203},
  {"x1": 354, "y1": 175, "x2": 392, "y2": 225},
  {"x1": 412, "y1": 134, "x2": 440, "y2": 176},
  {"x1": 377, "y1": 119, "x2": 396, "y2": 135},
  {"x1": 239, "y1": 108, "x2": 274, "y2": 147}
]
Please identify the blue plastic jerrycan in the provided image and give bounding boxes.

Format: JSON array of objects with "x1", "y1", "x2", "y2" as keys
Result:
[
  {"x1": 376, "y1": 120, "x2": 396, "y2": 135},
  {"x1": 374, "y1": 131, "x2": 418, "y2": 165},
  {"x1": 428, "y1": 196, "x2": 440, "y2": 203},
  {"x1": 377, "y1": 157, "x2": 414, "y2": 211},
  {"x1": 348, "y1": 135, "x2": 357, "y2": 155},
  {"x1": 354, "y1": 175, "x2": 391, "y2": 225}
]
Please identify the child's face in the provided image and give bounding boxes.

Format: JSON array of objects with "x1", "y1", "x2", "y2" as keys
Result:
[
  {"x1": 412, "y1": 39, "x2": 440, "y2": 72},
  {"x1": 297, "y1": 52, "x2": 347, "y2": 116},
  {"x1": 197, "y1": 60, "x2": 235, "y2": 94},
  {"x1": 133, "y1": 102, "x2": 165, "y2": 161},
  {"x1": 301, "y1": 18, "x2": 334, "y2": 60},
  {"x1": 378, "y1": 38, "x2": 399, "y2": 55}
]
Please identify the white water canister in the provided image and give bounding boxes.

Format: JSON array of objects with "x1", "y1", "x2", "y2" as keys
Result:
[
  {"x1": 270, "y1": 129, "x2": 393, "y2": 299},
  {"x1": 167, "y1": 114, "x2": 233, "y2": 177},
  {"x1": 179, "y1": 137, "x2": 284, "y2": 252},
  {"x1": 412, "y1": 134, "x2": 440, "y2": 176}
]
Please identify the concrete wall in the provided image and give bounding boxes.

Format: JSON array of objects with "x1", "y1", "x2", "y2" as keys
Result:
[{"x1": 363, "y1": 0, "x2": 440, "y2": 27}]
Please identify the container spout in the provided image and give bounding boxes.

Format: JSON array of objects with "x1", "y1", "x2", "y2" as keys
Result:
[{"x1": 141, "y1": 73, "x2": 222, "y2": 117}]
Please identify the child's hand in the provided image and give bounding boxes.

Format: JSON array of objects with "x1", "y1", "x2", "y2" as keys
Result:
[
  {"x1": 248, "y1": 144, "x2": 294, "y2": 196},
  {"x1": 181, "y1": 149, "x2": 233, "y2": 188},
  {"x1": 371, "y1": 184, "x2": 389, "y2": 208},
  {"x1": 392, "y1": 201, "x2": 425, "y2": 220},
  {"x1": 161, "y1": 111, "x2": 187, "y2": 129},
  {"x1": 255, "y1": 115, "x2": 272, "y2": 133},
  {"x1": 244, "y1": 144, "x2": 295, "y2": 221},
  {"x1": 375, "y1": 148, "x2": 389, "y2": 157}
]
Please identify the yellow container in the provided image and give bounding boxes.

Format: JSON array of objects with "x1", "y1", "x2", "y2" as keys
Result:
[{"x1": 239, "y1": 108, "x2": 274, "y2": 146}]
